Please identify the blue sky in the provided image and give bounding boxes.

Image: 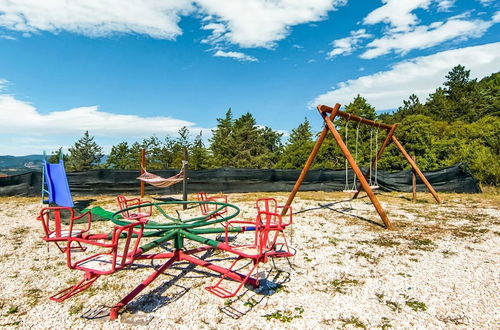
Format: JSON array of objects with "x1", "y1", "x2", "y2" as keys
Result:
[{"x1": 0, "y1": 0, "x2": 499, "y2": 156}]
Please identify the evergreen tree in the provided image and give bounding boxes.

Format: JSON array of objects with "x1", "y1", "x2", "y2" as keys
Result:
[
  {"x1": 48, "y1": 147, "x2": 68, "y2": 163},
  {"x1": 190, "y1": 131, "x2": 210, "y2": 170},
  {"x1": 276, "y1": 118, "x2": 314, "y2": 169},
  {"x1": 67, "y1": 131, "x2": 103, "y2": 171},
  {"x1": 230, "y1": 113, "x2": 263, "y2": 168},
  {"x1": 210, "y1": 109, "x2": 234, "y2": 167},
  {"x1": 172, "y1": 127, "x2": 191, "y2": 168},
  {"x1": 106, "y1": 142, "x2": 133, "y2": 169}
]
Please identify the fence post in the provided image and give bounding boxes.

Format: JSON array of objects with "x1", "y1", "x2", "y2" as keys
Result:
[
  {"x1": 182, "y1": 148, "x2": 188, "y2": 210},
  {"x1": 412, "y1": 154, "x2": 417, "y2": 202}
]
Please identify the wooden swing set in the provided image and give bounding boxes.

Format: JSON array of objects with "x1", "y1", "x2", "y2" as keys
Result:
[{"x1": 282, "y1": 103, "x2": 442, "y2": 230}]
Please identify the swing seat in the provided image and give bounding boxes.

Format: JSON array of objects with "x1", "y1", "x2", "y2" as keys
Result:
[
  {"x1": 370, "y1": 185, "x2": 379, "y2": 189},
  {"x1": 342, "y1": 189, "x2": 358, "y2": 193}
]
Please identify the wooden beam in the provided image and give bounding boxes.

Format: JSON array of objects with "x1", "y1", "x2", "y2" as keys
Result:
[
  {"x1": 321, "y1": 109, "x2": 394, "y2": 230},
  {"x1": 391, "y1": 136, "x2": 442, "y2": 204},
  {"x1": 281, "y1": 103, "x2": 341, "y2": 216},
  {"x1": 318, "y1": 104, "x2": 393, "y2": 130}
]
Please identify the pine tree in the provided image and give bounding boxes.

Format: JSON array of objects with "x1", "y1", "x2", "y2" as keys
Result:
[
  {"x1": 106, "y1": 142, "x2": 133, "y2": 169},
  {"x1": 276, "y1": 118, "x2": 314, "y2": 169},
  {"x1": 209, "y1": 109, "x2": 234, "y2": 167},
  {"x1": 67, "y1": 131, "x2": 103, "y2": 171},
  {"x1": 190, "y1": 131, "x2": 210, "y2": 170}
]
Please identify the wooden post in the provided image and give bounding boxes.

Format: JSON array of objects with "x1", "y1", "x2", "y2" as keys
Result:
[
  {"x1": 321, "y1": 109, "x2": 394, "y2": 230},
  {"x1": 391, "y1": 136, "x2": 442, "y2": 204},
  {"x1": 140, "y1": 149, "x2": 146, "y2": 198},
  {"x1": 281, "y1": 103, "x2": 341, "y2": 216},
  {"x1": 353, "y1": 124, "x2": 398, "y2": 199},
  {"x1": 182, "y1": 148, "x2": 188, "y2": 210},
  {"x1": 412, "y1": 154, "x2": 417, "y2": 202}
]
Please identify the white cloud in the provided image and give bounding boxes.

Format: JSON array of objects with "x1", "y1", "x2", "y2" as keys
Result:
[
  {"x1": 437, "y1": 0, "x2": 455, "y2": 12},
  {"x1": 493, "y1": 11, "x2": 500, "y2": 23},
  {"x1": 0, "y1": 94, "x2": 211, "y2": 154},
  {"x1": 478, "y1": 0, "x2": 495, "y2": 5},
  {"x1": 213, "y1": 50, "x2": 258, "y2": 62},
  {"x1": 327, "y1": 29, "x2": 371, "y2": 58},
  {"x1": 361, "y1": 17, "x2": 494, "y2": 59},
  {"x1": 363, "y1": 0, "x2": 433, "y2": 32},
  {"x1": 0, "y1": 1, "x2": 194, "y2": 39},
  {"x1": 311, "y1": 42, "x2": 500, "y2": 110},
  {"x1": 0, "y1": 0, "x2": 346, "y2": 49},
  {"x1": 196, "y1": 0, "x2": 346, "y2": 48},
  {"x1": 0, "y1": 95, "x2": 201, "y2": 136}
]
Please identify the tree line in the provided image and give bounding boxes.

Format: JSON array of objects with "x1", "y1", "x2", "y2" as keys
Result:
[{"x1": 55, "y1": 65, "x2": 499, "y2": 185}]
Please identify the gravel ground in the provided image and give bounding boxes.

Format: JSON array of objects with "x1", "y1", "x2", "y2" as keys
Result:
[{"x1": 0, "y1": 191, "x2": 498, "y2": 329}]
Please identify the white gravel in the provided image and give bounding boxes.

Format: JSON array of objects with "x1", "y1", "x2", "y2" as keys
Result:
[{"x1": 0, "y1": 191, "x2": 498, "y2": 329}]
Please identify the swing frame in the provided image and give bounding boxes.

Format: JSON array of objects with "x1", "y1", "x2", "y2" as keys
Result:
[{"x1": 282, "y1": 103, "x2": 442, "y2": 230}]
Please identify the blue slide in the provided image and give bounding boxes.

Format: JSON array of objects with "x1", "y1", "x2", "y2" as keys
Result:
[{"x1": 42, "y1": 159, "x2": 74, "y2": 207}]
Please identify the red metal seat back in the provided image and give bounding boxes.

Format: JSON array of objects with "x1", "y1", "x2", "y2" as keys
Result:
[
  {"x1": 111, "y1": 222, "x2": 145, "y2": 268},
  {"x1": 37, "y1": 206, "x2": 81, "y2": 240},
  {"x1": 116, "y1": 195, "x2": 151, "y2": 219},
  {"x1": 197, "y1": 192, "x2": 210, "y2": 215},
  {"x1": 255, "y1": 211, "x2": 284, "y2": 253},
  {"x1": 256, "y1": 198, "x2": 280, "y2": 226}
]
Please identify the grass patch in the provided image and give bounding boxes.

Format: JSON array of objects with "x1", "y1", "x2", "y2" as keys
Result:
[
  {"x1": 408, "y1": 238, "x2": 436, "y2": 251},
  {"x1": 354, "y1": 251, "x2": 379, "y2": 264},
  {"x1": 69, "y1": 302, "x2": 84, "y2": 315},
  {"x1": 262, "y1": 307, "x2": 304, "y2": 322},
  {"x1": 24, "y1": 288, "x2": 43, "y2": 306},
  {"x1": 243, "y1": 298, "x2": 258, "y2": 308},
  {"x1": 368, "y1": 237, "x2": 401, "y2": 248},
  {"x1": 385, "y1": 300, "x2": 402, "y2": 312},
  {"x1": 331, "y1": 277, "x2": 360, "y2": 294},
  {"x1": 379, "y1": 317, "x2": 392, "y2": 329},
  {"x1": 10, "y1": 226, "x2": 30, "y2": 236},
  {"x1": 339, "y1": 316, "x2": 367, "y2": 329},
  {"x1": 5, "y1": 305, "x2": 19, "y2": 315},
  {"x1": 401, "y1": 294, "x2": 427, "y2": 312},
  {"x1": 441, "y1": 249, "x2": 457, "y2": 257}
]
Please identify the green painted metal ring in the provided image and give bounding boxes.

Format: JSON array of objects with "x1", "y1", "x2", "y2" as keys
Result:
[{"x1": 111, "y1": 200, "x2": 240, "y2": 230}]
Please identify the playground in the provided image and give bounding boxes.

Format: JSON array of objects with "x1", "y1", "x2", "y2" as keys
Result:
[{"x1": 0, "y1": 190, "x2": 498, "y2": 328}]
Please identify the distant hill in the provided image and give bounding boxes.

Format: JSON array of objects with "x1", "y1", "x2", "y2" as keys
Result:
[
  {"x1": 0, "y1": 154, "x2": 109, "y2": 172},
  {"x1": 0, "y1": 155, "x2": 44, "y2": 170}
]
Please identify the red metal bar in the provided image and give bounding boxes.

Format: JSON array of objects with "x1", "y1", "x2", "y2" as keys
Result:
[
  {"x1": 109, "y1": 251, "x2": 178, "y2": 320},
  {"x1": 180, "y1": 252, "x2": 259, "y2": 287}
]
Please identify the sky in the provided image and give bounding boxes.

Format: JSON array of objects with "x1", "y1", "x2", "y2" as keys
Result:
[{"x1": 0, "y1": 0, "x2": 499, "y2": 156}]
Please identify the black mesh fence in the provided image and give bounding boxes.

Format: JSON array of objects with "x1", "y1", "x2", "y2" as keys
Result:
[{"x1": 0, "y1": 163, "x2": 480, "y2": 197}]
